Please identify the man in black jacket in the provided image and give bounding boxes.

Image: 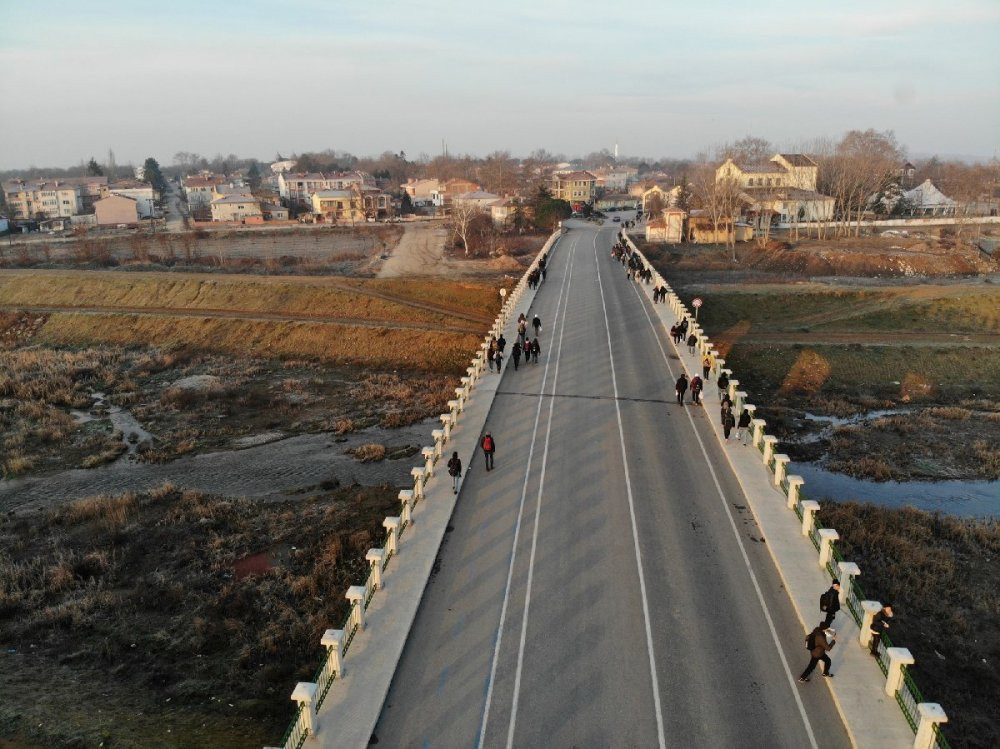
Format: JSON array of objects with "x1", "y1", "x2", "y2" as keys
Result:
[
  {"x1": 821, "y1": 579, "x2": 842, "y2": 628},
  {"x1": 798, "y1": 623, "x2": 835, "y2": 682},
  {"x1": 869, "y1": 603, "x2": 894, "y2": 656}
]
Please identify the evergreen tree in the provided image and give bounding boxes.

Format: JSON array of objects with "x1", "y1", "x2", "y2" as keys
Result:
[
  {"x1": 86, "y1": 157, "x2": 104, "y2": 177},
  {"x1": 247, "y1": 162, "x2": 262, "y2": 191},
  {"x1": 142, "y1": 157, "x2": 168, "y2": 195}
]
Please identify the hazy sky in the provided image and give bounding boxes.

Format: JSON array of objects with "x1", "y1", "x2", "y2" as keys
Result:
[{"x1": 1, "y1": 0, "x2": 998, "y2": 169}]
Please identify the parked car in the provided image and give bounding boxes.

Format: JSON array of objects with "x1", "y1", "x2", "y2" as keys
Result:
[{"x1": 613, "y1": 216, "x2": 621, "y2": 222}]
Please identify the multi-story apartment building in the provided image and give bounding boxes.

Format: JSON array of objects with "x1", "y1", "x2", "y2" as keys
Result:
[
  {"x1": 278, "y1": 171, "x2": 375, "y2": 202},
  {"x1": 551, "y1": 171, "x2": 597, "y2": 205},
  {"x1": 2, "y1": 179, "x2": 84, "y2": 219}
]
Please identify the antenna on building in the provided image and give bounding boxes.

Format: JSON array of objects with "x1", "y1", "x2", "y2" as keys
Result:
[{"x1": 614, "y1": 141, "x2": 618, "y2": 162}]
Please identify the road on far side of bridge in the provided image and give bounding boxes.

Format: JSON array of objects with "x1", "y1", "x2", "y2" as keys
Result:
[{"x1": 373, "y1": 216, "x2": 851, "y2": 748}]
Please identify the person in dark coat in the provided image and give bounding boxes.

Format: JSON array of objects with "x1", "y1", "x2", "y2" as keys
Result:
[
  {"x1": 737, "y1": 408, "x2": 752, "y2": 445},
  {"x1": 718, "y1": 371, "x2": 730, "y2": 393},
  {"x1": 723, "y1": 408, "x2": 736, "y2": 440},
  {"x1": 530, "y1": 338, "x2": 541, "y2": 363},
  {"x1": 480, "y1": 432, "x2": 496, "y2": 471},
  {"x1": 511, "y1": 340, "x2": 522, "y2": 370},
  {"x1": 675, "y1": 374, "x2": 688, "y2": 405},
  {"x1": 798, "y1": 623, "x2": 836, "y2": 682},
  {"x1": 690, "y1": 375, "x2": 703, "y2": 404},
  {"x1": 821, "y1": 580, "x2": 842, "y2": 628},
  {"x1": 497, "y1": 334, "x2": 506, "y2": 353},
  {"x1": 687, "y1": 333, "x2": 698, "y2": 355},
  {"x1": 869, "y1": 603, "x2": 894, "y2": 656},
  {"x1": 447, "y1": 451, "x2": 462, "y2": 494},
  {"x1": 532, "y1": 315, "x2": 542, "y2": 336}
]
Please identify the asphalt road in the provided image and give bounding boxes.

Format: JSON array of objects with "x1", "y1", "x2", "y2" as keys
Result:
[{"x1": 374, "y1": 218, "x2": 851, "y2": 748}]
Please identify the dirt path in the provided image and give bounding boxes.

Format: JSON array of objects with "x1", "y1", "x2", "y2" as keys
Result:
[
  {"x1": 377, "y1": 222, "x2": 449, "y2": 277},
  {"x1": 0, "y1": 421, "x2": 435, "y2": 514},
  {"x1": 0, "y1": 303, "x2": 484, "y2": 334}
]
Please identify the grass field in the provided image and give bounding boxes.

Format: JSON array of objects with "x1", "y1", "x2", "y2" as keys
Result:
[{"x1": 0, "y1": 484, "x2": 397, "y2": 749}]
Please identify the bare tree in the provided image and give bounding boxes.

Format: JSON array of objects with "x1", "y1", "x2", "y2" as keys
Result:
[{"x1": 448, "y1": 202, "x2": 483, "y2": 255}]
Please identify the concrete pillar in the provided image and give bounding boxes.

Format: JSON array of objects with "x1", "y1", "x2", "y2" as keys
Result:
[
  {"x1": 421, "y1": 447, "x2": 435, "y2": 477},
  {"x1": 448, "y1": 397, "x2": 461, "y2": 417},
  {"x1": 885, "y1": 647, "x2": 915, "y2": 697},
  {"x1": 728, "y1": 380, "x2": 740, "y2": 400},
  {"x1": 914, "y1": 704, "x2": 948, "y2": 749},
  {"x1": 383, "y1": 516, "x2": 400, "y2": 557},
  {"x1": 786, "y1": 475, "x2": 804, "y2": 509},
  {"x1": 346, "y1": 586, "x2": 366, "y2": 631},
  {"x1": 762, "y1": 435, "x2": 778, "y2": 465},
  {"x1": 291, "y1": 682, "x2": 318, "y2": 735},
  {"x1": 454, "y1": 386, "x2": 467, "y2": 409},
  {"x1": 751, "y1": 418, "x2": 766, "y2": 447},
  {"x1": 431, "y1": 429, "x2": 444, "y2": 460},
  {"x1": 366, "y1": 548, "x2": 384, "y2": 589},
  {"x1": 801, "y1": 499, "x2": 820, "y2": 537},
  {"x1": 860, "y1": 601, "x2": 883, "y2": 648},
  {"x1": 440, "y1": 413, "x2": 453, "y2": 442},
  {"x1": 838, "y1": 562, "x2": 861, "y2": 607},
  {"x1": 410, "y1": 467, "x2": 425, "y2": 501},
  {"x1": 320, "y1": 629, "x2": 345, "y2": 677},
  {"x1": 398, "y1": 490, "x2": 413, "y2": 529},
  {"x1": 818, "y1": 528, "x2": 839, "y2": 569},
  {"x1": 773, "y1": 454, "x2": 790, "y2": 487},
  {"x1": 735, "y1": 391, "x2": 748, "y2": 413}
]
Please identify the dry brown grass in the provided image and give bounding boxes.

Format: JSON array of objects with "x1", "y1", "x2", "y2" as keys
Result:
[
  {"x1": 827, "y1": 455, "x2": 899, "y2": 481},
  {"x1": 352, "y1": 443, "x2": 387, "y2": 463},
  {"x1": 971, "y1": 440, "x2": 1000, "y2": 479},
  {"x1": 926, "y1": 406, "x2": 972, "y2": 420}
]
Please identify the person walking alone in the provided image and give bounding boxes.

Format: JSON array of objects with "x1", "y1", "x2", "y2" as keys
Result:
[
  {"x1": 687, "y1": 333, "x2": 698, "y2": 355},
  {"x1": 737, "y1": 408, "x2": 752, "y2": 445},
  {"x1": 530, "y1": 337, "x2": 541, "y2": 363},
  {"x1": 497, "y1": 333, "x2": 506, "y2": 355},
  {"x1": 798, "y1": 623, "x2": 836, "y2": 682},
  {"x1": 480, "y1": 431, "x2": 496, "y2": 471},
  {"x1": 703, "y1": 354, "x2": 713, "y2": 380},
  {"x1": 532, "y1": 314, "x2": 542, "y2": 337},
  {"x1": 821, "y1": 580, "x2": 842, "y2": 628},
  {"x1": 447, "y1": 451, "x2": 462, "y2": 494},
  {"x1": 494, "y1": 349, "x2": 503, "y2": 373},
  {"x1": 675, "y1": 373, "x2": 688, "y2": 405},
  {"x1": 511, "y1": 340, "x2": 522, "y2": 370},
  {"x1": 690, "y1": 374, "x2": 703, "y2": 405},
  {"x1": 723, "y1": 407, "x2": 736, "y2": 440}
]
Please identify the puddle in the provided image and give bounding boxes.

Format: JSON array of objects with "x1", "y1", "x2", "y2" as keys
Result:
[
  {"x1": 792, "y1": 461, "x2": 999, "y2": 519},
  {"x1": 801, "y1": 408, "x2": 907, "y2": 427},
  {"x1": 85, "y1": 392, "x2": 155, "y2": 460}
]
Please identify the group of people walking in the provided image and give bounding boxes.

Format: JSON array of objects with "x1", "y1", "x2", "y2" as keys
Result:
[
  {"x1": 610, "y1": 235, "x2": 653, "y2": 283},
  {"x1": 526, "y1": 253, "x2": 548, "y2": 289},
  {"x1": 488, "y1": 313, "x2": 542, "y2": 372}
]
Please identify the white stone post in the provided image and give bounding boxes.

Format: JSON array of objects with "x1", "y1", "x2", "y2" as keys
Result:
[
  {"x1": 440, "y1": 413, "x2": 453, "y2": 442},
  {"x1": 786, "y1": 475, "x2": 804, "y2": 509},
  {"x1": 751, "y1": 418, "x2": 766, "y2": 447},
  {"x1": 291, "y1": 682, "x2": 318, "y2": 735},
  {"x1": 431, "y1": 429, "x2": 444, "y2": 460},
  {"x1": 838, "y1": 562, "x2": 861, "y2": 607},
  {"x1": 421, "y1": 447, "x2": 435, "y2": 477},
  {"x1": 465, "y1": 367, "x2": 476, "y2": 387},
  {"x1": 383, "y1": 516, "x2": 400, "y2": 557},
  {"x1": 366, "y1": 548, "x2": 384, "y2": 589},
  {"x1": 762, "y1": 435, "x2": 778, "y2": 465},
  {"x1": 411, "y1": 467, "x2": 425, "y2": 501},
  {"x1": 320, "y1": 629, "x2": 345, "y2": 677},
  {"x1": 914, "y1": 704, "x2": 948, "y2": 749},
  {"x1": 801, "y1": 499, "x2": 820, "y2": 537},
  {"x1": 885, "y1": 648, "x2": 915, "y2": 697},
  {"x1": 728, "y1": 379, "x2": 740, "y2": 400},
  {"x1": 860, "y1": 600, "x2": 883, "y2": 648},
  {"x1": 773, "y1": 454, "x2": 790, "y2": 487},
  {"x1": 744, "y1": 404, "x2": 756, "y2": 419},
  {"x1": 735, "y1": 391, "x2": 748, "y2": 413},
  {"x1": 713, "y1": 355, "x2": 725, "y2": 377},
  {"x1": 346, "y1": 586, "x2": 366, "y2": 631},
  {"x1": 398, "y1": 489, "x2": 414, "y2": 528},
  {"x1": 448, "y1": 397, "x2": 461, "y2": 418},
  {"x1": 818, "y1": 528, "x2": 839, "y2": 569}
]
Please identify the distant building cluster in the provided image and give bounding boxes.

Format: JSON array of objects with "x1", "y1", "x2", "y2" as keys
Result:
[{"x1": 2, "y1": 175, "x2": 159, "y2": 230}]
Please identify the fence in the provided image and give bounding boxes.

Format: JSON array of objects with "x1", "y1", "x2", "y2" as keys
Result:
[
  {"x1": 622, "y1": 232, "x2": 952, "y2": 749},
  {"x1": 265, "y1": 229, "x2": 561, "y2": 749}
]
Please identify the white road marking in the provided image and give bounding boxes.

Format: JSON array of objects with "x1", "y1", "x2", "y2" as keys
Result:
[
  {"x1": 589, "y1": 230, "x2": 667, "y2": 749},
  {"x1": 623, "y1": 256, "x2": 820, "y2": 749},
  {"x1": 477, "y1": 232, "x2": 578, "y2": 748},
  {"x1": 504, "y1": 230, "x2": 579, "y2": 748}
]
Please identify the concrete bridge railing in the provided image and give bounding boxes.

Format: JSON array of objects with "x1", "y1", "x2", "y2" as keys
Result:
[
  {"x1": 265, "y1": 230, "x2": 561, "y2": 749},
  {"x1": 622, "y1": 232, "x2": 951, "y2": 749}
]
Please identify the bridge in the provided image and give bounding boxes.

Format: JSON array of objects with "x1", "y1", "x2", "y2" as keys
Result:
[{"x1": 271, "y1": 218, "x2": 949, "y2": 749}]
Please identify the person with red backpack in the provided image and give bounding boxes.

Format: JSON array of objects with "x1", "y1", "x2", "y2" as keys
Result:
[{"x1": 481, "y1": 431, "x2": 496, "y2": 471}]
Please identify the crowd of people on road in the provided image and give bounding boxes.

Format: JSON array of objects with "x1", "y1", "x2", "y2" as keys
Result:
[{"x1": 610, "y1": 235, "x2": 653, "y2": 283}]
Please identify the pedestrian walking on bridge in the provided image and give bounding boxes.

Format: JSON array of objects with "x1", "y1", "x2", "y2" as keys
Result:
[
  {"x1": 821, "y1": 580, "x2": 842, "y2": 628},
  {"x1": 530, "y1": 337, "x2": 541, "y2": 363},
  {"x1": 798, "y1": 623, "x2": 836, "y2": 682},
  {"x1": 511, "y1": 341, "x2": 522, "y2": 370},
  {"x1": 687, "y1": 333, "x2": 698, "y2": 355},
  {"x1": 869, "y1": 603, "x2": 894, "y2": 656},
  {"x1": 447, "y1": 451, "x2": 462, "y2": 494},
  {"x1": 532, "y1": 314, "x2": 542, "y2": 337},
  {"x1": 675, "y1": 374, "x2": 688, "y2": 405},
  {"x1": 481, "y1": 432, "x2": 496, "y2": 471}
]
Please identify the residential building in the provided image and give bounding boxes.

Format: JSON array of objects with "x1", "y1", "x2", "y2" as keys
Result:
[
  {"x1": 94, "y1": 194, "x2": 140, "y2": 225},
  {"x1": 210, "y1": 195, "x2": 262, "y2": 222},
  {"x1": 430, "y1": 178, "x2": 483, "y2": 210},
  {"x1": 596, "y1": 194, "x2": 640, "y2": 211},
  {"x1": 311, "y1": 190, "x2": 361, "y2": 223},
  {"x1": 109, "y1": 182, "x2": 155, "y2": 218},
  {"x1": 58, "y1": 176, "x2": 109, "y2": 211},
  {"x1": 452, "y1": 191, "x2": 501, "y2": 210},
  {"x1": 489, "y1": 198, "x2": 520, "y2": 226},
  {"x1": 2, "y1": 179, "x2": 83, "y2": 219},
  {"x1": 742, "y1": 187, "x2": 835, "y2": 224},
  {"x1": 551, "y1": 171, "x2": 597, "y2": 205},
  {"x1": 184, "y1": 175, "x2": 226, "y2": 209},
  {"x1": 686, "y1": 211, "x2": 754, "y2": 244},
  {"x1": 717, "y1": 153, "x2": 834, "y2": 225},
  {"x1": 270, "y1": 159, "x2": 298, "y2": 174},
  {"x1": 593, "y1": 166, "x2": 638, "y2": 192},
  {"x1": 716, "y1": 153, "x2": 819, "y2": 191},
  {"x1": 903, "y1": 180, "x2": 956, "y2": 216},
  {"x1": 278, "y1": 171, "x2": 374, "y2": 201},
  {"x1": 640, "y1": 184, "x2": 681, "y2": 213},
  {"x1": 261, "y1": 203, "x2": 289, "y2": 221},
  {"x1": 400, "y1": 178, "x2": 441, "y2": 206}
]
